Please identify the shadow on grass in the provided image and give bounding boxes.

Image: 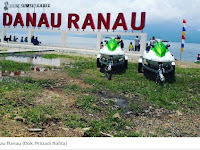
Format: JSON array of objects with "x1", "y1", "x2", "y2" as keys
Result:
[
  {"x1": 143, "y1": 69, "x2": 176, "y2": 84},
  {"x1": 99, "y1": 66, "x2": 127, "y2": 75}
]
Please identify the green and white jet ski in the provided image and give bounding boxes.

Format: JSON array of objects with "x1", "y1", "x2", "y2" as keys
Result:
[
  {"x1": 138, "y1": 40, "x2": 175, "y2": 83},
  {"x1": 97, "y1": 37, "x2": 128, "y2": 80}
]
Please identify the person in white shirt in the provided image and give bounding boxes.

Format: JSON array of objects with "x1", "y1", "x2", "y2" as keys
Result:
[
  {"x1": 134, "y1": 36, "x2": 140, "y2": 51},
  {"x1": 150, "y1": 36, "x2": 157, "y2": 46}
]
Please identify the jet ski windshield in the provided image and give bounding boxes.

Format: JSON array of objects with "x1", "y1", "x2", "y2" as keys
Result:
[
  {"x1": 105, "y1": 38, "x2": 120, "y2": 51},
  {"x1": 151, "y1": 41, "x2": 169, "y2": 57}
]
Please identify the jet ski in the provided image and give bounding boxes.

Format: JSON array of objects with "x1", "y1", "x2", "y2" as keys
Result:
[
  {"x1": 97, "y1": 37, "x2": 128, "y2": 80},
  {"x1": 138, "y1": 40, "x2": 175, "y2": 83}
]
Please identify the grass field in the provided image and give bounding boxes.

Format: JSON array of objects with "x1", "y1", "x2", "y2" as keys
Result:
[{"x1": 0, "y1": 53, "x2": 200, "y2": 137}]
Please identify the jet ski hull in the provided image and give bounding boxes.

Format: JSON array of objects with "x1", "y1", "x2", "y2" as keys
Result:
[
  {"x1": 138, "y1": 43, "x2": 175, "y2": 74},
  {"x1": 145, "y1": 59, "x2": 174, "y2": 69},
  {"x1": 98, "y1": 44, "x2": 127, "y2": 66},
  {"x1": 138, "y1": 41, "x2": 176, "y2": 83},
  {"x1": 143, "y1": 50, "x2": 175, "y2": 67},
  {"x1": 99, "y1": 47, "x2": 125, "y2": 60},
  {"x1": 97, "y1": 37, "x2": 128, "y2": 80},
  {"x1": 100, "y1": 54, "x2": 125, "y2": 61},
  {"x1": 142, "y1": 60, "x2": 175, "y2": 74}
]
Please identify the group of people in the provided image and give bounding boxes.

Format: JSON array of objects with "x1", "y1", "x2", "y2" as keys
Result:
[
  {"x1": 20, "y1": 37, "x2": 28, "y2": 42},
  {"x1": 146, "y1": 36, "x2": 157, "y2": 51},
  {"x1": 31, "y1": 36, "x2": 41, "y2": 45},
  {"x1": 129, "y1": 36, "x2": 157, "y2": 52},
  {"x1": 3, "y1": 35, "x2": 28, "y2": 43},
  {"x1": 116, "y1": 35, "x2": 124, "y2": 50},
  {"x1": 100, "y1": 35, "x2": 145, "y2": 51},
  {"x1": 100, "y1": 35, "x2": 124, "y2": 50},
  {"x1": 129, "y1": 36, "x2": 140, "y2": 51},
  {"x1": 2, "y1": 35, "x2": 41, "y2": 45}
]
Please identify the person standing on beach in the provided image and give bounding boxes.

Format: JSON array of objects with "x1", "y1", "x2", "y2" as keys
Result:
[
  {"x1": 150, "y1": 36, "x2": 157, "y2": 46},
  {"x1": 13, "y1": 36, "x2": 18, "y2": 42},
  {"x1": 9, "y1": 35, "x2": 12, "y2": 41},
  {"x1": 134, "y1": 36, "x2": 140, "y2": 51},
  {"x1": 100, "y1": 41, "x2": 104, "y2": 49},
  {"x1": 129, "y1": 42, "x2": 134, "y2": 51},
  {"x1": 31, "y1": 36, "x2": 35, "y2": 43},
  {"x1": 20, "y1": 37, "x2": 24, "y2": 42},
  {"x1": 116, "y1": 35, "x2": 121, "y2": 42},
  {"x1": 4, "y1": 36, "x2": 9, "y2": 42},
  {"x1": 120, "y1": 40, "x2": 124, "y2": 50},
  {"x1": 146, "y1": 43, "x2": 151, "y2": 52},
  {"x1": 24, "y1": 37, "x2": 28, "y2": 43},
  {"x1": 197, "y1": 54, "x2": 200, "y2": 61}
]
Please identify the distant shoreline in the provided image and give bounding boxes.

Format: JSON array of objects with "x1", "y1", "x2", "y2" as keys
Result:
[{"x1": 0, "y1": 42, "x2": 200, "y2": 67}]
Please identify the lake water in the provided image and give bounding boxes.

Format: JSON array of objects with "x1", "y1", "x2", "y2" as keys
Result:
[
  {"x1": 0, "y1": 56, "x2": 62, "y2": 67},
  {"x1": 4, "y1": 31, "x2": 200, "y2": 62}
]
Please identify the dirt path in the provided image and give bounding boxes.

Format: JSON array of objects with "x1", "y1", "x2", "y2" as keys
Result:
[
  {"x1": 176, "y1": 61, "x2": 200, "y2": 68},
  {"x1": 25, "y1": 70, "x2": 93, "y2": 89},
  {"x1": 128, "y1": 109, "x2": 200, "y2": 137}
]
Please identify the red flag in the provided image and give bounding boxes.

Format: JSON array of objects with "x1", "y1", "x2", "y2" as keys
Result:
[
  {"x1": 182, "y1": 35, "x2": 186, "y2": 40},
  {"x1": 183, "y1": 19, "x2": 187, "y2": 24}
]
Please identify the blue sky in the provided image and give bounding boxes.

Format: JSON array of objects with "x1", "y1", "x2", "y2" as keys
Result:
[
  {"x1": 1, "y1": 0, "x2": 200, "y2": 28},
  {"x1": 0, "y1": 0, "x2": 200, "y2": 42}
]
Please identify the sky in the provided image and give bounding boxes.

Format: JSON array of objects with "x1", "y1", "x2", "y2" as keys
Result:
[
  {"x1": 0, "y1": 0, "x2": 200, "y2": 42},
  {"x1": 0, "y1": 0, "x2": 200, "y2": 28}
]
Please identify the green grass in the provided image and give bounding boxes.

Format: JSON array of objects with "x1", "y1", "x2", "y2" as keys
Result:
[
  {"x1": 64, "y1": 109, "x2": 140, "y2": 137},
  {"x1": 64, "y1": 114, "x2": 140, "y2": 137},
  {"x1": 0, "y1": 53, "x2": 8, "y2": 57},
  {"x1": 0, "y1": 53, "x2": 199, "y2": 137},
  {"x1": 70, "y1": 95, "x2": 141, "y2": 137},
  {"x1": 0, "y1": 60, "x2": 31, "y2": 71},
  {"x1": 65, "y1": 114, "x2": 89, "y2": 129},
  {"x1": 1, "y1": 128, "x2": 11, "y2": 136},
  {"x1": 65, "y1": 84, "x2": 83, "y2": 93},
  {"x1": 60, "y1": 54, "x2": 200, "y2": 113},
  {"x1": 22, "y1": 105, "x2": 56, "y2": 126},
  {"x1": 75, "y1": 96, "x2": 104, "y2": 113},
  {"x1": 0, "y1": 77, "x2": 59, "y2": 128},
  {"x1": 20, "y1": 77, "x2": 57, "y2": 88},
  {"x1": 0, "y1": 78, "x2": 40, "y2": 92},
  {"x1": 0, "y1": 49, "x2": 7, "y2": 51},
  {"x1": 42, "y1": 54, "x2": 91, "y2": 61},
  {"x1": 0, "y1": 78, "x2": 42, "y2": 129}
]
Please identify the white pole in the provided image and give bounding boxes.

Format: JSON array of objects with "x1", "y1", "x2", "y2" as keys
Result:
[
  {"x1": 61, "y1": 32, "x2": 67, "y2": 47},
  {"x1": 96, "y1": 33, "x2": 103, "y2": 50},
  {"x1": 28, "y1": 29, "x2": 34, "y2": 44},
  {"x1": 140, "y1": 33, "x2": 147, "y2": 54},
  {"x1": 180, "y1": 51, "x2": 182, "y2": 61},
  {"x1": 1, "y1": 28, "x2": 7, "y2": 43}
]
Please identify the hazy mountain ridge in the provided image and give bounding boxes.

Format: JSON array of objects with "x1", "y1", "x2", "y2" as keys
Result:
[{"x1": 0, "y1": 21, "x2": 199, "y2": 43}]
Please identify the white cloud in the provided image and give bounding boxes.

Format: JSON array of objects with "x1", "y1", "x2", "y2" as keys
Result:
[{"x1": 0, "y1": 0, "x2": 200, "y2": 29}]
